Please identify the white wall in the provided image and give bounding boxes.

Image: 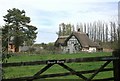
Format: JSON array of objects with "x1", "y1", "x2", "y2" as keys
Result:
[
  {"x1": 63, "y1": 36, "x2": 81, "y2": 53},
  {"x1": 19, "y1": 46, "x2": 30, "y2": 52},
  {"x1": 62, "y1": 35, "x2": 97, "y2": 53},
  {"x1": 88, "y1": 47, "x2": 96, "y2": 52}
]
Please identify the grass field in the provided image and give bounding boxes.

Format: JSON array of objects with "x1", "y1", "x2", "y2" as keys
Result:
[
  {"x1": 6, "y1": 52, "x2": 112, "y2": 62},
  {"x1": 3, "y1": 52, "x2": 113, "y2": 80}
]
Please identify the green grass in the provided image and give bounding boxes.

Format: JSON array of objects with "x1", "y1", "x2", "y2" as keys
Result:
[
  {"x1": 7, "y1": 52, "x2": 112, "y2": 62},
  {"x1": 3, "y1": 52, "x2": 113, "y2": 80}
]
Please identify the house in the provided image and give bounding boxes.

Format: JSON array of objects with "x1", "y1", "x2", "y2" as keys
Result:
[
  {"x1": 8, "y1": 42, "x2": 16, "y2": 52},
  {"x1": 8, "y1": 43, "x2": 30, "y2": 52},
  {"x1": 55, "y1": 32, "x2": 102, "y2": 53},
  {"x1": 8, "y1": 38, "x2": 30, "y2": 52},
  {"x1": 54, "y1": 36, "x2": 69, "y2": 47}
]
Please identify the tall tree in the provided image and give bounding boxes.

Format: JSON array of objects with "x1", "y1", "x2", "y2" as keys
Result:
[
  {"x1": 65, "y1": 24, "x2": 72, "y2": 35},
  {"x1": 2, "y1": 8, "x2": 37, "y2": 52},
  {"x1": 57, "y1": 23, "x2": 73, "y2": 36},
  {"x1": 110, "y1": 22, "x2": 113, "y2": 43},
  {"x1": 84, "y1": 23, "x2": 87, "y2": 33},
  {"x1": 72, "y1": 25, "x2": 75, "y2": 32},
  {"x1": 79, "y1": 23, "x2": 83, "y2": 32},
  {"x1": 118, "y1": 26, "x2": 120, "y2": 49},
  {"x1": 61, "y1": 23, "x2": 66, "y2": 36},
  {"x1": 94, "y1": 22, "x2": 97, "y2": 42},
  {"x1": 87, "y1": 23, "x2": 90, "y2": 36},
  {"x1": 113, "y1": 22, "x2": 117, "y2": 42},
  {"x1": 105, "y1": 24, "x2": 108, "y2": 42}
]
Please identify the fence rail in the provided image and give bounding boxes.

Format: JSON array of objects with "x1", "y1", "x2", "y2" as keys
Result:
[
  {"x1": 2, "y1": 68, "x2": 114, "y2": 81},
  {"x1": 2, "y1": 56, "x2": 119, "y2": 67},
  {"x1": 2, "y1": 51, "x2": 120, "y2": 81}
]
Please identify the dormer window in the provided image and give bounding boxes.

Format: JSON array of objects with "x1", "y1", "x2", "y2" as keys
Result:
[{"x1": 71, "y1": 42, "x2": 74, "y2": 44}]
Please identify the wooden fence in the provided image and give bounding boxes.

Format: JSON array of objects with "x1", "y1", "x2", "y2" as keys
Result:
[{"x1": 2, "y1": 51, "x2": 120, "y2": 81}]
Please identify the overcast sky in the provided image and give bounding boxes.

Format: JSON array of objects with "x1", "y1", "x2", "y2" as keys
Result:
[{"x1": 0, "y1": 0, "x2": 119, "y2": 43}]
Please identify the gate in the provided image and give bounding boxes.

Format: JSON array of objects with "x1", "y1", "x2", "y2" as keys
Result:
[{"x1": 2, "y1": 50, "x2": 120, "y2": 81}]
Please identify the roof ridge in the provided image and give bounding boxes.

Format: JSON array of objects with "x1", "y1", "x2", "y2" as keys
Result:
[{"x1": 72, "y1": 31, "x2": 86, "y2": 34}]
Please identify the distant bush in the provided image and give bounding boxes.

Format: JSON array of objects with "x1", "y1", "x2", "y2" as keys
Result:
[
  {"x1": 33, "y1": 49, "x2": 60, "y2": 55},
  {"x1": 27, "y1": 47, "x2": 36, "y2": 52}
]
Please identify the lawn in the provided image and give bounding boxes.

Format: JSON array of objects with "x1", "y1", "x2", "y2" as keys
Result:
[
  {"x1": 3, "y1": 52, "x2": 113, "y2": 80},
  {"x1": 6, "y1": 52, "x2": 112, "y2": 62}
]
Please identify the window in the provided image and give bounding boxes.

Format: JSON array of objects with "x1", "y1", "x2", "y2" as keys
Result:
[
  {"x1": 71, "y1": 42, "x2": 74, "y2": 44},
  {"x1": 10, "y1": 44, "x2": 13, "y2": 49}
]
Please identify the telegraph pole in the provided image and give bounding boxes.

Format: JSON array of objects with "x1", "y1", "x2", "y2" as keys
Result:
[{"x1": 112, "y1": 2, "x2": 120, "y2": 81}]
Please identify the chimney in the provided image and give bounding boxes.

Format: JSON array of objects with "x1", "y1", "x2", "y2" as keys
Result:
[
  {"x1": 77, "y1": 28, "x2": 80, "y2": 32},
  {"x1": 86, "y1": 33, "x2": 89, "y2": 37}
]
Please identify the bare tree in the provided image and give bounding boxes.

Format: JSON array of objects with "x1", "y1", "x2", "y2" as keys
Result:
[
  {"x1": 113, "y1": 22, "x2": 117, "y2": 42},
  {"x1": 84, "y1": 23, "x2": 87, "y2": 33},
  {"x1": 110, "y1": 22, "x2": 113, "y2": 43},
  {"x1": 105, "y1": 24, "x2": 108, "y2": 42}
]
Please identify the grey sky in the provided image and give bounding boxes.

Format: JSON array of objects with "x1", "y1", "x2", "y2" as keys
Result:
[{"x1": 0, "y1": 0, "x2": 119, "y2": 43}]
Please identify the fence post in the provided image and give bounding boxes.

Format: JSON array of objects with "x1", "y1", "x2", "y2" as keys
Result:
[{"x1": 112, "y1": 49, "x2": 120, "y2": 81}]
